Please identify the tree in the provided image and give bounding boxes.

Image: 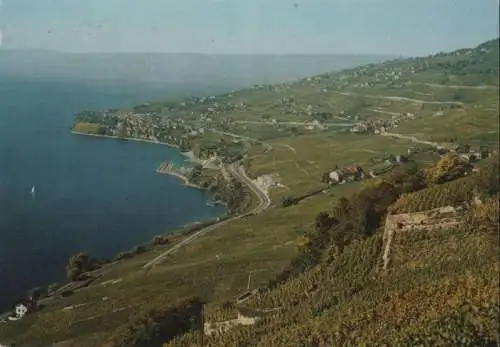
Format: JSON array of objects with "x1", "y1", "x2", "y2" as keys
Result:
[
  {"x1": 333, "y1": 197, "x2": 351, "y2": 218},
  {"x1": 320, "y1": 172, "x2": 331, "y2": 184},
  {"x1": 66, "y1": 267, "x2": 84, "y2": 282},
  {"x1": 66, "y1": 252, "x2": 91, "y2": 281},
  {"x1": 150, "y1": 235, "x2": 169, "y2": 247},
  {"x1": 426, "y1": 153, "x2": 472, "y2": 184},
  {"x1": 455, "y1": 144, "x2": 470, "y2": 154},
  {"x1": 314, "y1": 212, "x2": 338, "y2": 233},
  {"x1": 388, "y1": 164, "x2": 426, "y2": 194},
  {"x1": 109, "y1": 297, "x2": 203, "y2": 347},
  {"x1": 281, "y1": 196, "x2": 298, "y2": 208},
  {"x1": 47, "y1": 283, "x2": 60, "y2": 294},
  {"x1": 189, "y1": 164, "x2": 203, "y2": 181},
  {"x1": 28, "y1": 287, "x2": 43, "y2": 301},
  {"x1": 477, "y1": 155, "x2": 499, "y2": 196}
]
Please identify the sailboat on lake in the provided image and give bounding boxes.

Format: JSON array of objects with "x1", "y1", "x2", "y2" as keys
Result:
[{"x1": 31, "y1": 185, "x2": 36, "y2": 197}]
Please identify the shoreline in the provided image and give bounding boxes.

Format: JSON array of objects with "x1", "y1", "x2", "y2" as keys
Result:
[
  {"x1": 156, "y1": 165, "x2": 205, "y2": 190},
  {"x1": 71, "y1": 130, "x2": 181, "y2": 149},
  {"x1": 71, "y1": 130, "x2": 213, "y2": 191}
]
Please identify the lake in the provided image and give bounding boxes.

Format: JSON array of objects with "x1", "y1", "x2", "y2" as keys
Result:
[{"x1": 0, "y1": 77, "x2": 226, "y2": 311}]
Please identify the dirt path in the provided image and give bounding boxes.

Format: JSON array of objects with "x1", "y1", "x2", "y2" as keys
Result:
[
  {"x1": 379, "y1": 131, "x2": 441, "y2": 148},
  {"x1": 279, "y1": 144, "x2": 310, "y2": 175},
  {"x1": 281, "y1": 144, "x2": 297, "y2": 153},
  {"x1": 367, "y1": 108, "x2": 401, "y2": 117},
  {"x1": 233, "y1": 120, "x2": 352, "y2": 127},
  {"x1": 332, "y1": 91, "x2": 463, "y2": 106},
  {"x1": 423, "y1": 83, "x2": 498, "y2": 90}
]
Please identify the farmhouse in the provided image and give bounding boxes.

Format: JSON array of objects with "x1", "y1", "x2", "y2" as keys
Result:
[
  {"x1": 329, "y1": 165, "x2": 365, "y2": 184},
  {"x1": 8, "y1": 299, "x2": 36, "y2": 321}
]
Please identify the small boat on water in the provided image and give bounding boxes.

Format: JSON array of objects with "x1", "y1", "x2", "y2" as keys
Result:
[{"x1": 31, "y1": 185, "x2": 36, "y2": 195}]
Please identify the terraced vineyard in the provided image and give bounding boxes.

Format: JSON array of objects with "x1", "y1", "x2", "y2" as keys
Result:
[{"x1": 0, "y1": 39, "x2": 498, "y2": 347}]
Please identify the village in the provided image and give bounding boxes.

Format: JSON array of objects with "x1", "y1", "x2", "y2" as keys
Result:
[{"x1": 320, "y1": 141, "x2": 495, "y2": 188}]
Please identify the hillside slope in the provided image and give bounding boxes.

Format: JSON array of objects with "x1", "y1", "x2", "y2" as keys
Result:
[
  {"x1": 0, "y1": 39, "x2": 498, "y2": 347},
  {"x1": 177, "y1": 162, "x2": 499, "y2": 346}
]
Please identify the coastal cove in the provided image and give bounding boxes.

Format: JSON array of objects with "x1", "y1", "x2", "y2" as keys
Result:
[
  {"x1": 0, "y1": 77, "x2": 226, "y2": 312},
  {"x1": 71, "y1": 131, "x2": 206, "y2": 190}
]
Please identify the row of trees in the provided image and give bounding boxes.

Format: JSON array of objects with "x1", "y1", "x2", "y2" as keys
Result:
[{"x1": 271, "y1": 163, "x2": 427, "y2": 287}]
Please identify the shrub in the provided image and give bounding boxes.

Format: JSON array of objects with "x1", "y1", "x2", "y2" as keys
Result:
[
  {"x1": 65, "y1": 252, "x2": 91, "y2": 281},
  {"x1": 132, "y1": 245, "x2": 148, "y2": 255},
  {"x1": 281, "y1": 197, "x2": 299, "y2": 208},
  {"x1": 150, "y1": 235, "x2": 170, "y2": 247}
]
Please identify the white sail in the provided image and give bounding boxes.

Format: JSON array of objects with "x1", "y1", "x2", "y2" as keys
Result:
[{"x1": 31, "y1": 185, "x2": 35, "y2": 195}]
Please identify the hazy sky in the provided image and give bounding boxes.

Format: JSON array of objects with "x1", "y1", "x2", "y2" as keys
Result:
[{"x1": 0, "y1": 0, "x2": 498, "y2": 56}]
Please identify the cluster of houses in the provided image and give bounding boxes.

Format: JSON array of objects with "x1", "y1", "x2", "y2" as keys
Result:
[
  {"x1": 326, "y1": 165, "x2": 369, "y2": 185},
  {"x1": 304, "y1": 120, "x2": 328, "y2": 131},
  {"x1": 98, "y1": 110, "x2": 212, "y2": 144},
  {"x1": 350, "y1": 112, "x2": 416, "y2": 134},
  {"x1": 436, "y1": 144, "x2": 495, "y2": 163},
  {"x1": 324, "y1": 148, "x2": 415, "y2": 186}
]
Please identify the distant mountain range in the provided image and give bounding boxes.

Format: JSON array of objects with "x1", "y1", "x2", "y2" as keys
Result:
[{"x1": 0, "y1": 50, "x2": 396, "y2": 89}]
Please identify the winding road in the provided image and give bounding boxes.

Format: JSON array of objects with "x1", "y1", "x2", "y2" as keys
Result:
[
  {"x1": 229, "y1": 162, "x2": 272, "y2": 212},
  {"x1": 422, "y1": 83, "x2": 498, "y2": 90},
  {"x1": 232, "y1": 120, "x2": 353, "y2": 127},
  {"x1": 142, "y1": 162, "x2": 271, "y2": 269}
]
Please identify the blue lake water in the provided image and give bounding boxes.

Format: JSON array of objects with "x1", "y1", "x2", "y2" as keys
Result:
[{"x1": 0, "y1": 77, "x2": 225, "y2": 311}]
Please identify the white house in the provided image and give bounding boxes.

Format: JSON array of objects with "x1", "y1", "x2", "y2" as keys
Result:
[
  {"x1": 8, "y1": 300, "x2": 35, "y2": 321},
  {"x1": 15, "y1": 303, "x2": 29, "y2": 318},
  {"x1": 329, "y1": 171, "x2": 342, "y2": 183}
]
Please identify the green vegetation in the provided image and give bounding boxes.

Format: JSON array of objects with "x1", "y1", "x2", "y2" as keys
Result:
[
  {"x1": 1, "y1": 39, "x2": 498, "y2": 347},
  {"x1": 108, "y1": 297, "x2": 202, "y2": 347},
  {"x1": 391, "y1": 176, "x2": 477, "y2": 213},
  {"x1": 425, "y1": 152, "x2": 473, "y2": 184},
  {"x1": 66, "y1": 253, "x2": 107, "y2": 281}
]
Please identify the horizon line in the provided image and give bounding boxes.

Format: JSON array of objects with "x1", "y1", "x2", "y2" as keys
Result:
[{"x1": 0, "y1": 48, "x2": 402, "y2": 57}]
